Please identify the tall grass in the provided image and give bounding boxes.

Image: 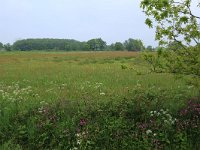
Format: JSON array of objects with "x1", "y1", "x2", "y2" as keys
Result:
[{"x1": 0, "y1": 51, "x2": 199, "y2": 149}]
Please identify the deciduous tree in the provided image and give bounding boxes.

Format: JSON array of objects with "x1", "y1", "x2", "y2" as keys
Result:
[
  {"x1": 0, "y1": 42, "x2": 3, "y2": 50},
  {"x1": 141, "y1": 0, "x2": 200, "y2": 46},
  {"x1": 124, "y1": 38, "x2": 145, "y2": 51},
  {"x1": 87, "y1": 38, "x2": 107, "y2": 51},
  {"x1": 141, "y1": 0, "x2": 200, "y2": 90}
]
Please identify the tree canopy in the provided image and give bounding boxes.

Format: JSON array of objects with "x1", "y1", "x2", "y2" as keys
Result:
[
  {"x1": 0, "y1": 42, "x2": 3, "y2": 50},
  {"x1": 12, "y1": 39, "x2": 87, "y2": 51},
  {"x1": 141, "y1": 0, "x2": 200, "y2": 46},
  {"x1": 110, "y1": 42, "x2": 125, "y2": 51},
  {"x1": 8, "y1": 38, "x2": 145, "y2": 51},
  {"x1": 146, "y1": 45, "x2": 154, "y2": 51},
  {"x1": 124, "y1": 38, "x2": 145, "y2": 51},
  {"x1": 141, "y1": 0, "x2": 200, "y2": 89},
  {"x1": 87, "y1": 38, "x2": 107, "y2": 51},
  {"x1": 4, "y1": 43, "x2": 11, "y2": 51}
]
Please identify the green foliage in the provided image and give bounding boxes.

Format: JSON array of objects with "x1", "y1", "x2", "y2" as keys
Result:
[
  {"x1": 86, "y1": 38, "x2": 107, "y2": 51},
  {"x1": 0, "y1": 42, "x2": 3, "y2": 50},
  {"x1": 141, "y1": 0, "x2": 200, "y2": 92},
  {"x1": 162, "y1": 46, "x2": 200, "y2": 77},
  {"x1": 141, "y1": 0, "x2": 200, "y2": 46},
  {"x1": 113, "y1": 42, "x2": 125, "y2": 51},
  {"x1": 0, "y1": 52, "x2": 198, "y2": 149},
  {"x1": 146, "y1": 45, "x2": 154, "y2": 51},
  {"x1": 12, "y1": 39, "x2": 87, "y2": 51},
  {"x1": 167, "y1": 41, "x2": 184, "y2": 51},
  {"x1": 121, "y1": 64, "x2": 128, "y2": 69},
  {"x1": 143, "y1": 49, "x2": 164, "y2": 72},
  {"x1": 124, "y1": 38, "x2": 145, "y2": 51},
  {"x1": 10, "y1": 38, "x2": 146, "y2": 51},
  {"x1": 4, "y1": 43, "x2": 11, "y2": 51},
  {"x1": 1, "y1": 82, "x2": 199, "y2": 149},
  {"x1": 143, "y1": 46, "x2": 200, "y2": 95}
]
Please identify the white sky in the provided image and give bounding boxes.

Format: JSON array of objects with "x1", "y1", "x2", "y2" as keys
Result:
[{"x1": 2, "y1": 0, "x2": 192, "y2": 47}]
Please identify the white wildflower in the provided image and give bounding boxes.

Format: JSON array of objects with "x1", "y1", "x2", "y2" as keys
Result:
[
  {"x1": 146, "y1": 129, "x2": 152, "y2": 135},
  {"x1": 100, "y1": 92, "x2": 105, "y2": 96},
  {"x1": 76, "y1": 133, "x2": 80, "y2": 137},
  {"x1": 77, "y1": 140, "x2": 81, "y2": 145}
]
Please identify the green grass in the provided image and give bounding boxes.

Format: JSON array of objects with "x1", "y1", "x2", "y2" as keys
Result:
[
  {"x1": 0, "y1": 51, "x2": 195, "y2": 98},
  {"x1": 0, "y1": 51, "x2": 199, "y2": 149}
]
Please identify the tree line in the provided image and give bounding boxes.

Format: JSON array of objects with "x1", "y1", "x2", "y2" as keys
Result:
[{"x1": 0, "y1": 38, "x2": 154, "y2": 51}]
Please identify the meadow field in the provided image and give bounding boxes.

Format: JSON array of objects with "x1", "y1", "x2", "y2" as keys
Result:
[{"x1": 0, "y1": 51, "x2": 199, "y2": 149}]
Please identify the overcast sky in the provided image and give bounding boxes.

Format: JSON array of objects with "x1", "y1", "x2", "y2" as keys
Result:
[{"x1": 0, "y1": 0, "x2": 160, "y2": 46}]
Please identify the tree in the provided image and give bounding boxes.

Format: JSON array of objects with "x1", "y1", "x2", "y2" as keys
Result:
[
  {"x1": 87, "y1": 38, "x2": 107, "y2": 51},
  {"x1": 109, "y1": 43, "x2": 115, "y2": 50},
  {"x1": 87, "y1": 39, "x2": 97, "y2": 51},
  {"x1": 146, "y1": 45, "x2": 154, "y2": 51},
  {"x1": 12, "y1": 39, "x2": 87, "y2": 51},
  {"x1": 140, "y1": 0, "x2": 200, "y2": 46},
  {"x1": 167, "y1": 41, "x2": 183, "y2": 51},
  {"x1": 114, "y1": 42, "x2": 125, "y2": 51},
  {"x1": 124, "y1": 38, "x2": 145, "y2": 51},
  {"x1": 4, "y1": 43, "x2": 11, "y2": 51},
  {"x1": 140, "y1": 0, "x2": 200, "y2": 90},
  {"x1": 0, "y1": 42, "x2": 3, "y2": 50}
]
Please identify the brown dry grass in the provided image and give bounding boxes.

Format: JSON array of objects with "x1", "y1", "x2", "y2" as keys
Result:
[{"x1": 0, "y1": 51, "x2": 138, "y2": 65}]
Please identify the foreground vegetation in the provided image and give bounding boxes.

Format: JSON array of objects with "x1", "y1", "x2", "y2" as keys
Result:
[{"x1": 0, "y1": 51, "x2": 199, "y2": 149}]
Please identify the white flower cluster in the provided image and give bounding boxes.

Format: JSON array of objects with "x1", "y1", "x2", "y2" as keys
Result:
[
  {"x1": 80, "y1": 81, "x2": 105, "y2": 96},
  {"x1": 70, "y1": 132, "x2": 87, "y2": 150},
  {"x1": 80, "y1": 81, "x2": 92, "y2": 90},
  {"x1": 94, "y1": 82, "x2": 103, "y2": 89},
  {"x1": 150, "y1": 109, "x2": 177, "y2": 125},
  {"x1": 0, "y1": 83, "x2": 38, "y2": 103},
  {"x1": 38, "y1": 101, "x2": 49, "y2": 113},
  {"x1": 146, "y1": 129, "x2": 157, "y2": 136}
]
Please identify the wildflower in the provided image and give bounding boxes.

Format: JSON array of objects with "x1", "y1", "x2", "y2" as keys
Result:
[
  {"x1": 164, "y1": 120, "x2": 169, "y2": 124},
  {"x1": 146, "y1": 129, "x2": 152, "y2": 135},
  {"x1": 77, "y1": 140, "x2": 81, "y2": 145},
  {"x1": 161, "y1": 110, "x2": 165, "y2": 114},
  {"x1": 76, "y1": 133, "x2": 81, "y2": 137},
  {"x1": 100, "y1": 92, "x2": 105, "y2": 96},
  {"x1": 188, "y1": 86, "x2": 193, "y2": 89}
]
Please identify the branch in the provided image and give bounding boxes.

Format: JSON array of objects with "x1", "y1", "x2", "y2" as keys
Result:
[{"x1": 185, "y1": 2, "x2": 200, "y2": 20}]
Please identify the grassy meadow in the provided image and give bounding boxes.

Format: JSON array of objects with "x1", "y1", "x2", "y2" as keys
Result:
[{"x1": 0, "y1": 51, "x2": 199, "y2": 149}]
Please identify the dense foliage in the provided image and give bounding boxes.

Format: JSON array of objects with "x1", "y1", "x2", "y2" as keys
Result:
[
  {"x1": 0, "y1": 42, "x2": 3, "y2": 50},
  {"x1": 1, "y1": 1, "x2": 199, "y2": 149},
  {"x1": 124, "y1": 38, "x2": 145, "y2": 51},
  {"x1": 0, "y1": 80, "x2": 199, "y2": 149},
  {"x1": 141, "y1": 0, "x2": 200, "y2": 46},
  {"x1": 0, "y1": 50, "x2": 199, "y2": 149},
  {"x1": 86, "y1": 38, "x2": 107, "y2": 51},
  {"x1": 141, "y1": 0, "x2": 200, "y2": 92},
  {"x1": 1, "y1": 38, "x2": 147, "y2": 51},
  {"x1": 110, "y1": 42, "x2": 125, "y2": 51},
  {"x1": 12, "y1": 39, "x2": 88, "y2": 51},
  {"x1": 146, "y1": 45, "x2": 154, "y2": 51}
]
